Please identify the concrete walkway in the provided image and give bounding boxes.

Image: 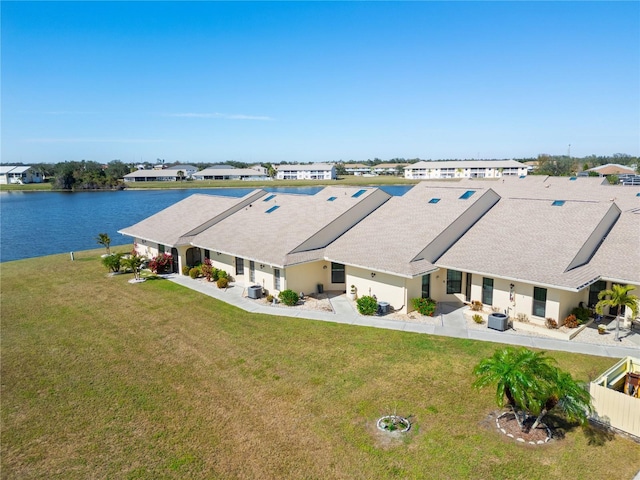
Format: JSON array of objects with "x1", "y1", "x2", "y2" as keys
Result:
[{"x1": 166, "y1": 275, "x2": 639, "y2": 359}]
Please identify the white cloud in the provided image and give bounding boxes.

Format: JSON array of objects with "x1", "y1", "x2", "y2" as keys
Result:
[
  {"x1": 165, "y1": 112, "x2": 274, "y2": 121},
  {"x1": 24, "y1": 138, "x2": 165, "y2": 144}
]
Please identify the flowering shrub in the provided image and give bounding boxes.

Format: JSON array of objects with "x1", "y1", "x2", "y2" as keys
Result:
[
  {"x1": 564, "y1": 314, "x2": 579, "y2": 329},
  {"x1": 149, "y1": 253, "x2": 172, "y2": 273},
  {"x1": 545, "y1": 317, "x2": 558, "y2": 329}
]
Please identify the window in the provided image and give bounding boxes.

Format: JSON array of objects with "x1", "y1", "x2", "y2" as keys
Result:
[
  {"x1": 532, "y1": 287, "x2": 547, "y2": 317},
  {"x1": 482, "y1": 278, "x2": 494, "y2": 306},
  {"x1": 428, "y1": 198, "x2": 440, "y2": 204},
  {"x1": 158, "y1": 244, "x2": 165, "y2": 254},
  {"x1": 265, "y1": 205, "x2": 280, "y2": 213},
  {"x1": 263, "y1": 194, "x2": 276, "y2": 202},
  {"x1": 235, "y1": 257, "x2": 244, "y2": 276},
  {"x1": 249, "y1": 261, "x2": 255, "y2": 282},
  {"x1": 421, "y1": 274, "x2": 431, "y2": 299},
  {"x1": 588, "y1": 280, "x2": 607, "y2": 308},
  {"x1": 459, "y1": 190, "x2": 475, "y2": 200},
  {"x1": 274, "y1": 268, "x2": 281, "y2": 290},
  {"x1": 331, "y1": 262, "x2": 345, "y2": 284},
  {"x1": 446, "y1": 270, "x2": 462, "y2": 294},
  {"x1": 552, "y1": 200, "x2": 565, "y2": 206},
  {"x1": 204, "y1": 249, "x2": 210, "y2": 260},
  {"x1": 352, "y1": 189, "x2": 366, "y2": 198}
]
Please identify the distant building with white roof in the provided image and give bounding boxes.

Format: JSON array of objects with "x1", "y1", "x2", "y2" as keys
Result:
[
  {"x1": 404, "y1": 160, "x2": 527, "y2": 180},
  {"x1": 275, "y1": 163, "x2": 336, "y2": 180},
  {"x1": 0, "y1": 166, "x2": 43, "y2": 184}
]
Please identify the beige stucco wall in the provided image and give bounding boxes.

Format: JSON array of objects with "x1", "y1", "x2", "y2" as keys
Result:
[
  {"x1": 346, "y1": 266, "x2": 408, "y2": 313},
  {"x1": 285, "y1": 261, "x2": 330, "y2": 295}
]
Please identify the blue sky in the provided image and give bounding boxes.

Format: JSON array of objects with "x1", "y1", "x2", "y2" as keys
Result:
[{"x1": 2, "y1": 1, "x2": 639, "y2": 164}]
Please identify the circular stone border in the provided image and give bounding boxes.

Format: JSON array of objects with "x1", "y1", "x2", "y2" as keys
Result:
[
  {"x1": 496, "y1": 412, "x2": 551, "y2": 445},
  {"x1": 377, "y1": 415, "x2": 411, "y2": 433}
]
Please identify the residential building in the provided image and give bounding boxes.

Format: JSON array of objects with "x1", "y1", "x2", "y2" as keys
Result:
[
  {"x1": 123, "y1": 170, "x2": 184, "y2": 182},
  {"x1": 193, "y1": 167, "x2": 271, "y2": 181},
  {"x1": 275, "y1": 163, "x2": 336, "y2": 180},
  {"x1": 587, "y1": 164, "x2": 636, "y2": 177},
  {"x1": 165, "y1": 164, "x2": 198, "y2": 178},
  {"x1": 0, "y1": 166, "x2": 44, "y2": 184},
  {"x1": 404, "y1": 160, "x2": 528, "y2": 180},
  {"x1": 119, "y1": 176, "x2": 639, "y2": 326}
]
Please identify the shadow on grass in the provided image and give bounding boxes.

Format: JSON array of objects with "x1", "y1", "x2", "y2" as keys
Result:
[{"x1": 545, "y1": 413, "x2": 616, "y2": 446}]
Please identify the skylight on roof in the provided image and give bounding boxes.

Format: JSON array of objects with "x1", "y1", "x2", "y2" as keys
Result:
[
  {"x1": 429, "y1": 198, "x2": 440, "y2": 204},
  {"x1": 636, "y1": 193, "x2": 640, "y2": 197},
  {"x1": 263, "y1": 194, "x2": 276, "y2": 202},
  {"x1": 519, "y1": 175, "x2": 526, "y2": 179},
  {"x1": 352, "y1": 189, "x2": 367, "y2": 198},
  {"x1": 265, "y1": 205, "x2": 280, "y2": 213},
  {"x1": 327, "y1": 196, "x2": 337, "y2": 201},
  {"x1": 569, "y1": 177, "x2": 577, "y2": 181},
  {"x1": 552, "y1": 200, "x2": 565, "y2": 206},
  {"x1": 459, "y1": 190, "x2": 475, "y2": 200}
]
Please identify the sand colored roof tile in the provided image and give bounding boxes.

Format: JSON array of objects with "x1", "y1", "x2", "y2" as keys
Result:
[
  {"x1": 589, "y1": 212, "x2": 640, "y2": 284},
  {"x1": 119, "y1": 191, "x2": 265, "y2": 246},
  {"x1": 191, "y1": 186, "x2": 384, "y2": 267},
  {"x1": 325, "y1": 183, "x2": 497, "y2": 277},
  {"x1": 437, "y1": 197, "x2": 618, "y2": 290}
]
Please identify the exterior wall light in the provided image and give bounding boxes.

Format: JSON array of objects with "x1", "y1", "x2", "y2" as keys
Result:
[{"x1": 371, "y1": 272, "x2": 376, "y2": 278}]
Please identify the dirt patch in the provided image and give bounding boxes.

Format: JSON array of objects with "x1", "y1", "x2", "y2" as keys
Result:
[
  {"x1": 495, "y1": 412, "x2": 551, "y2": 445},
  {"x1": 256, "y1": 293, "x2": 334, "y2": 312}
]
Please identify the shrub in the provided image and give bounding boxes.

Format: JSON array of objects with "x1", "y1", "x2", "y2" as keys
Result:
[
  {"x1": 189, "y1": 267, "x2": 200, "y2": 279},
  {"x1": 101, "y1": 252, "x2": 123, "y2": 273},
  {"x1": 472, "y1": 314, "x2": 484, "y2": 324},
  {"x1": 571, "y1": 306, "x2": 590, "y2": 324},
  {"x1": 182, "y1": 265, "x2": 191, "y2": 276},
  {"x1": 564, "y1": 314, "x2": 579, "y2": 328},
  {"x1": 217, "y1": 270, "x2": 228, "y2": 280},
  {"x1": 201, "y1": 259, "x2": 217, "y2": 282},
  {"x1": 148, "y1": 253, "x2": 172, "y2": 273},
  {"x1": 266, "y1": 294, "x2": 274, "y2": 303},
  {"x1": 216, "y1": 277, "x2": 229, "y2": 289},
  {"x1": 516, "y1": 313, "x2": 529, "y2": 323},
  {"x1": 546, "y1": 317, "x2": 558, "y2": 329},
  {"x1": 412, "y1": 297, "x2": 437, "y2": 316},
  {"x1": 357, "y1": 296, "x2": 378, "y2": 316},
  {"x1": 278, "y1": 289, "x2": 299, "y2": 306},
  {"x1": 470, "y1": 300, "x2": 483, "y2": 311}
]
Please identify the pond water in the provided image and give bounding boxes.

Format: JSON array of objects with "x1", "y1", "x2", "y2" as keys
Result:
[{"x1": 0, "y1": 184, "x2": 412, "y2": 262}]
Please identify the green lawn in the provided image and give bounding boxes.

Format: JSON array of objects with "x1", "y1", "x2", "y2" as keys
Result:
[{"x1": 2, "y1": 250, "x2": 638, "y2": 479}]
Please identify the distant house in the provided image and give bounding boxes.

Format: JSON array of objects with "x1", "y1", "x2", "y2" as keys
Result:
[
  {"x1": 165, "y1": 164, "x2": 198, "y2": 179},
  {"x1": 586, "y1": 164, "x2": 636, "y2": 177},
  {"x1": 0, "y1": 166, "x2": 43, "y2": 184},
  {"x1": 123, "y1": 170, "x2": 184, "y2": 182},
  {"x1": 404, "y1": 160, "x2": 527, "y2": 180},
  {"x1": 344, "y1": 164, "x2": 372, "y2": 176},
  {"x1": 371, "y1": 163, "x2": 407, "y2": 175},
  {"x1": 275, "y1": 163, "x2": 336, "y2": 180},
  {"x1": 193, "y1": 167, "x2": 271, "y2": 181}
]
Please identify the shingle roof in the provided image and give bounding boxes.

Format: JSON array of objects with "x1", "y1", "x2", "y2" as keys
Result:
[
  {"x1": 118, "y1": 191, "x2": 265, "y2": 246},
  {"x1": 325, "y1": 183, "x2": 498, "y2": 277},
  {"x1": 191, "y1": 186, "x2": 384, "y2": 267},
  {"x1": 436, "y1": 193, "x2": 625, "y2": 290}
]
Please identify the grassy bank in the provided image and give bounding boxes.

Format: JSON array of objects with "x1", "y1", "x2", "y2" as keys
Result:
[
  {"x1": 0, "y1": 176, "x2": 420, "y2": 192},
  {"x1": 2, "y1": 250, "x2": 638, "y2": 479}
]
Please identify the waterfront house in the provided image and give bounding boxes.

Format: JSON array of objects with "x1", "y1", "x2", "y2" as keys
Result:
[
  {"x1": 404, "y1": 160, "x2": 527, "y2": 180},
  {"x1": 275, "y1": 163, "x2": 336, "y2": 180},
  {"x1": 0, "y1": 166, "x2": 43, "y2": 184},
  {"x1": 193, "y1": 166, "x2": 271, "y2": 181},
  {"x1": 119, "y1": 176, "x2": 639, "y2": 323}
]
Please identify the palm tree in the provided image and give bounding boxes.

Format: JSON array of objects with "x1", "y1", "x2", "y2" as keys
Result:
[
  {"x1": 96, "y1": 233, "x2": 111, "y2": 255},
  {"x1": 176, "y1": 170, "x2": 185, "y2": 181},
  {"x1": 595, "y1": 284, "x2": 639, "y2": 342},
  {"x1": 473, "y1": 347, "x2": 556, "y2": 430},
  {"x1": 529, "y1": 368, "x2": 592, "y2": 432},
  {"x1": 121, "y1": 253, "x2": 145, "y2": 280}
]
